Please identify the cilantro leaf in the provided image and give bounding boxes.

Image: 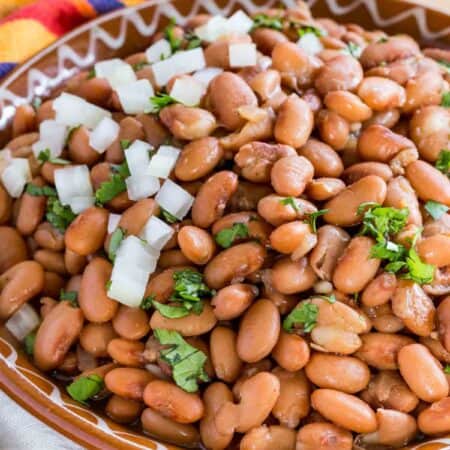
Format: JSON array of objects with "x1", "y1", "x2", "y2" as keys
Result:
[
  {"x1": 60, "y1": 290, "x2": 78, "y2": 307},
  {"x1": 445, "y1": 364, "x2": 450, "y2": 374},
  {"x1": 442, "y1": 91, "x2": 450, "y2": 108},
  {"x1": 132, "y1": 61, "x2": 149, "y2": 71},
  {"x1": 279, "y1": 197, "x2": 300, "y2": 212},
  {"x1": 31, "y1": 97, "x2": 42, "y2": 110},
  {"x1": 215, "y1": 223, "x2": 249, "y2": 248},
  {"x1": 438, "y1": 60, "x2": 450, "y2": 73},
  {"x1": 66, "y1": 374, "x2": 104, "y2": 404},
  {"x1": 160, "y1": 207, "x2": 178, "y2": 224},
  {"x1": 305, "y1": 209, "x2": 328, "y2": 233},
  {"x1": 152, "y1": 300, "x2": 194, "y2": 318},
  {"x1": 297, "y1": 25, "x2": 325, "y2": 38},
  {"x1": 436, "y1": 150, "x2": 450, "y2": 177},
  {"x1": 154, "y1": 329, "x2": 208, "y2": 392},
  {"x1": 37, "y1": 149, "x2": 70, "y2": 165},
  {"x1": 164, "y1": 18, "x2": 182, "y2": 52},
  {"x1": 343, "y1": 42, "x2": 362, "y2": 58},
  {"x1": 112, "y1": 160, "x2": 131, "y2": 179},
  {"x1": 283, "y1": 302, "x2": 318, "y2": 333},
  {"x1": 185, "y1": 32, "x2": 202, "y2": 49},
  {"x1": 403, "y1": 247, "x2": 435, "y2": 285},
  {"x1": 87, "y1": 68, "x2": 96, "y2": 79},
  {"x1": 171, "y1": 270, "x2": 212, "y2": 303},
  {"x1": 251, "y1": 14, "x2": 283, "y2": 31},
  {"x1": 46, "y1": 197, "x2": 76, "y2": 232},
  {"x1": 370, "y1": 240, "x2": 407, "y2": 263},
  {"x1": 315, "y1": 294, "x2": 336, "y2": 304},
  {"x1": 140, "y1": 295, "x2": 155, "y2": 310},
  {"x1": 377, "y1": 37, "x2": 389, "y2": 43},
  {"x1": 25, "y1": 184, "x2": 57, "y2": 197},
  {"x1": 66, "y1": 125, "x2": 81, "y2": 145},
  {"x1": 149, "y1": 93, "x2": 177, "y2": 113},
  {"x1": 425, "y1": 200, "x2": 449, "y2": 220},
  {"x1": 95, "y1": 174, "x2": 126, "y2": 205},
  {"x1": 108, "y1": 227, "x2": 125, "y2": 261},
  {"x1": 24, "y1": 332, "x2": 36, "y2": 356},
  {"x1": 120, "y1": 139, "x2": 132, "y2": 150}
]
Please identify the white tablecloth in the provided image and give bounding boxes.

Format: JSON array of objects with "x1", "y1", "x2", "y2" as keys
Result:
[{"x1": 0, "y1": 390, "x2": 83, "y2": 450}]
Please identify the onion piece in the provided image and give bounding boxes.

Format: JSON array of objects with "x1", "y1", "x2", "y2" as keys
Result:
[
  {"x1": 5, "y1": 304, "x2": 40, "y2": 341},
  {"x1": 54, "y1": 165, "x2": 93, "y2": 206},
  {"x1": 229, "y1": 43, "x2": 257, "y2": 68},
  {"x1": 116, "y1": 79, "x2": 155, "y2": 115},
  {"x1": 124, "y1": 140, "x2": 153, "y2": 177},
  {"x1": 0, "y1": 149, "x2": 12, "y2": 174},
  {"x1": 194, "y1": 15, "x2": 230, "y2": 43},
  {"x1": 125, "y1": 174, "x2": 160, "y2": 201},
  {"x1": 169, "y1": 76, "x2": 205, "y2": 107},
  {"x1": 192, "y1": 67, "x2": 223, "y2": 88},
  {"x1": 69, "y1": 195, "x2": 95, "y2": 214},
  {"x1": 148, "y1": 145, "x2": 180, "y2": 178},
  {"x1": 53, "y1": 93, "x2": 111, "y2": 129},
  {"x1": 1, "y1": 158, "x2": 31, "y2": 198},
  {"x1": 226, "y1": 10, "x2": 253, "y2": 35},
  {"x1": 89, "y1": 117, "x2": 120, "y2": 153},
  {"x1": 32, "y1": 120, "x2": 67, "y2": 158},
  {"x1": 140, "y1": 216, "x2": 174, "y2": 250},
  {"x1": 94, "y1": 58, "x2": 137, "y2": 90},
  {"x1": 297, "y1": 33, "x2": 324, "y2": 56},
  {"x1": 146, "y1": 39, "x2": 172, "y2": 64},
  {"x1": 115, "y1": 235, "x2": 159, "y2": 268},
  {"x1": 108, "y1": 268, "x2": 149, "y2": 308},
  {"x1": 108, "y1": 213, "x2": 122, "y2": 234},
  {"x1": 151, "y1": 48, "x2": 206, "y2": 87},
  {"x1": 155, "y1": 179, "x2": 194, "y2": 220}
]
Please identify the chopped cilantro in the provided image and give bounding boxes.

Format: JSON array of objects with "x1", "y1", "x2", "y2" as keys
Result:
[
  {"x1": 132, "y1": 61, "x2": 149, "y2": 71},
  {"x1": 279, "y1": 196, "x2": 300, "y2": 213},
  {"x1": 154, "y1": 329, "x2": 209, "y2": 392},
  {"x1": 185, "y1": 32, "x2": 202, "y2": 49},
  {"x1": 438, "y1": 60, "x2": 450, "y2": 73},
  {"x1": 377, "y1": 37, "x2": 389, "y2": 43},
  {"x1": 120, "y1": 139, "x2": 132, "y2": 150},
  {"x1": 112, "y1": 160, "x2": 131, "y2": 179},
  {"x1": 304, "y1": 209, "x2": 328, "y2": 233},
  {"x1": 316, "y1": 294, "x2": 336, "y2": 304},
  {"x1": 65, "y1": 125, "x2": 81, "y2": 145},
  {"x1": 343, "y1": 41, "x2": 362, "y2": 58},
  {"x1": 24, "y1": 332, "x2": 36, "y2": 356},
  {"x1": 31, "y1": 97, "x2": 42, "y2": 110},
  {"x1": 108, "y1": 227, "x2": 125, "y2": 261},
  {"x1": 215, "y1": 223, "x2": 249, "y2": 248},
  {"x1": 60, "y1": 290, "x2": 78, "y2": 307},
  {"x1": 164, "y1": 18, "x2": 182, "y2": 52},
  {"x1": 297, "y1": 25, "x2": 324, "y2": 38},
  {"x1": 436, "y1": 150, "x2": 450, "y2": 177},
  {"x1": 149, "y1": 93, "x2": 178, "y2": 113},
  {"x1": 171, "y1": 270, "x2": 212, "y2": 303},
  {"x1": 95, "y1": 174, "x2": 126, "y2": 205},
  {"x1": 87, "y1": 68, "x2": 96, "y2": 79},
  {"x1": 160, "y1": 207, "x2": 178, "y2": 224},
  {"x1": 445, "y1": 364, "x2": 450, "y2": 374},
  {"x1": 46, "y1": 197, "x2": 76, "y2": 232},
  {"x1": 25, "y1": 184, "x2": 57, "y2": 197},
  {"x1": 152, "y1": 300, "x2": 202, "y2": 318},
  {"x1": 67, "y1": 374, "x2": 104, "y2": 404},
  {"x1": 37, "y1": 149, "x2": 70, "y2": 165},
  {"x1": 105, "y1": 280, "x2": 112, "y2": 291},
  {"x1": 251, "y1": 14, "x2": 283, "y2": 31},
  {"x1": 283, "y1": 302, "x2": 318, "y2": 333},
  {"x1": 425, "y1": 200, "x2": 449, "y2": 220},
  {"x1": 441, "y1": 91, "x2": 450, "y2": 108}
]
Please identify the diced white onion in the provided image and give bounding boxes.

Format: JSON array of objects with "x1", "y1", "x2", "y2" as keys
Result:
[
  {"x1": 169, "y1": 76, "x2": 205, "y2": 107},
  {"x1": 0, "y1": 149, "x2": 12, "y2": 174},
  {"x1": 69, "y1": 195, "x2": 95, "y2": 214},
  {"x1": 116, "y1": 235, "x2": 159, "y2": 268},
  {"x1": 126, "y1": 174, "x2": 160, "y2": 201},
  {"x1": 192, "y1": 67, "x2": 223, "y2": 88},
  {"x1": 229, "y1": 43, "x2": 257, "y2": 67},
  {"x1": 5, "y1": 304, "x2": 40, "y2": 341},
  {"x1": 108, "y1": 269, "x2": 148, "y2": 308},
  {"x1": 148, "y1": 145, "x2": 180, "y2": 178},
  {"x1": 226, "y1": 10, "x2": 253, "y2": 35},
  {"x1": 151, "y1": 48, "x2": 206, "y2": 87},
  {"x1": 33, "y1": 120, "x2": 67, "y2": 158},
  {"x1": 89, "y1": 117, "x2": 120, "y2": 153},
  {"x1": 124, "y1": 140, "x2": 153, "y2": 177},
  {"x1": 297, "y1": 32, "x2": 324, "y2": 56},
  {"x1": 108, "y1": 213, "x2": 122, "y2": 234},
  {"x1": 141, "y1": 215, "x2": 174, "y2": 250},
  {"x1": 155, "y1": 179, "x2": 194, "y2": 220},
  {"x1": 53, "y1": 93, "x2": 111, "y2": 129},
  {"x1": 146, "y1": 39, "x2": 172, "y2": 64},
  {"x1": 54, "y1": 165, "x2": 93, "y2": 206},
  {"x1": 94, "y1": 58, "x2": 137, "y2": 90},
  {"x1": 194, "y1": 15, "x2": 230, "y2": 43},
  {"x1": 116, "y1": 79, "x2": 155, "y2": 115},
  {"x1": 1, "y1": 158, "x2": 31, "y2": 198}
]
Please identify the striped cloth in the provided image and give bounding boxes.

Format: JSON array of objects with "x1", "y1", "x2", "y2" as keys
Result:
[{"x1": 0, "y1": 0, "x2": 146, "y2": 79}]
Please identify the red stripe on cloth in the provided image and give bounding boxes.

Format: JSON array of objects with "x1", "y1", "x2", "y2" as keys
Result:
[{"x1": 0, "y1": 0, "x2": 87, "y2": 36}]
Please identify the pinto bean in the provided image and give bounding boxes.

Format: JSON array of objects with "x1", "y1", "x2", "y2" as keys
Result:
[
  {"x1": 398, "y1": 343, "x2": 449, "y2": 402},
  {"x1": 324, "y1": 175, "x2": 387, "y2": 226},
  {"x1": 357, "y1": 77, "x2": 406, "y2": 111},
  {"x1": 361, "y1": 272, "x2": 397, "y2": 307},
  {"x1": 270, "y1": 155, "x2": 314, "y2": 197},
  {"x1": 68, "y1": 126, "x2": 101, "y2": 165},
  {"x1": 271, "y1": 257, "x2": 317, "y2": 295},
  {"x1": 112, "y1": 305, "x2": 150, "y2": 340},
  {"x1": 272, "y1": 332, "x2": 310, "y2": 372},
  {"x1": 0, "y1": 227, "x2": 28, "y2": 273},
  {"x1": 79, "y1": 322, "x2": 117, "y2": 358},
  {"x1": 324, "y1": 90, "x2": 372, "y2": 122},
  {"x1": 385, "y1": 176, "x2": 422, "y2": 226},
  {"x1": 241, "y1": 425, "x2": 296, "y2": 450},
  {"x1": 34, "y1": 301, "x2": 84, "y2": 371},
  {"x1": 211, "y1": 283, "x2": 257, "y2": 320},
  {"x1": 316, "y1": 109, "x2": 350, "y2": 151},
  {"x1": 106, "y1": 117, "x2": 145, "y2": 163},
  {"x1": 296, "y1": 422, "x2": 353, "y2": 450},
  {"x1": 118, "y1": 198, "x2": 159, "y2": 236},
  {"x1": 210, "y1": 327, "x2": 242, "y2": 383},
  {"x1": 252, "y1": 28, "x2": 289, "y2": 55},
  {"x1": 16, "y1": 178, "x2": 47, "y2": 236},
  {"x1": 298, "y1": 139, "x2": 344, "y2": 178},
  {"x1": 418, "y1": 397, "x2": 450, "y2": 435},
  {"x1": 105, "y1": 368, "x2": 154, "y2": 401},
  {"x1": 105, "y1": 395, "x2": 142, "y2": 424}
]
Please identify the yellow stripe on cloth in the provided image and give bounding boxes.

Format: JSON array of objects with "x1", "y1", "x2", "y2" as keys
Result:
[
  {"x1": 0, "y1": 19, "x2": 56, "y2": 62},
  {"x1": 0, "y1": 0, "x2": 36, "y2": 18}
]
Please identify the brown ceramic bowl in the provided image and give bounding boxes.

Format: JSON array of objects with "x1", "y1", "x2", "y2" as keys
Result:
[{"x1": 0, "y1": 0, "x2": 450, "y2": 449}]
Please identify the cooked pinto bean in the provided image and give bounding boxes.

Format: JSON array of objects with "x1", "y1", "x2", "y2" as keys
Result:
[
  {"x1": 270, "y1": 155, "x2": 314, "y2": 197},
  {"x1": 298, "y1": 139, "x2": 344, "y2": 178}
]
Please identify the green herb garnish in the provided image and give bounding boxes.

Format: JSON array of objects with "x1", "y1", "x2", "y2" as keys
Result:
[
  {"x1": 108, "y1": 227, "x2": 125, "y2": 261},
  {"x1": 215, "y1": 223, "x2": 249, "y2": 248},
  {"x1": 279, "y1": 196, "x2": 300, "y2": 213},
  {"x1": 153, "y1": 300, "x2": 203, "y2": 318},
  {"x1": 160, "y1": 207, "x2": 178, "y2": 224},
  {"x1": 65, "y1": 125, "x2": 81, "y2": 145},
  {"x1": 60, "y1": 290, "x2": 78, "y2": 307},
  {"x1": 251, "y1": 13, "x2": 283, "y2": 31},
  {"x1": 436, "y1": 150, "x2": 450, "y2": 177},
  {"x1": 377, "y1": 37, "x2": 389, "y2": 43},
  {"x1": 305, "y1": 209, "x2": 328, "y2": 233},
  {"x1": 438, "y1": 60, "x2": 450, "y2": 73},
  {"x1": 95, "y1": 174, "x2": 126, "y2": 205},
  {"x1": 46, "y1": 197, "x2": 76, "y2": 232},
  {"x1": 149, "y1": 93, "x2": 178, "y2": 113},
  {"x1": 343, "y1": 41, "x2": 362, "y2": 58},
  {"x1": 154, "y1": 329, "x2": 209, "y2": 392},
  {"x1": 164, "y1": 18, "x2": 182, "y2": 52},
  {"x1": 132, "y1": 61, "x2": 149, "y2": 71},
  {"x1": 25, "y1": 184, "x2": 57, "y2": 197},
  {"x1": 24, "y1": 332, "x2": 36, "y2": 356},
  {"x1": 140, "y1": 295, "x2": 155, "y2": 310},
  {"x1": 67, "y1": 374, "x2": 104, "y2": 405},
  {"x1": 37, "y1": 149, "x2": 70, "y2": 165},
  {"x1": 120, "y1": 139, "x2": 132, "y2": 150},
  {"x1": 185, "y1": 32, "x2": 202, "y2": 49},
  {"x1": 445, "y1": 364, "x2": 450, "y2": 374},
  {"x1": 87, "y1": 68, "x2": 96, "y2": 79},
  {"x1": 316, "y1": 294, "x2": 336, "y2": 304},
  {"x1": 441, "y1": 91, "x2": 450, "y2": 108},
  {"x1": 171, "y1": 269, "x2": 212, "y2": 303},
  {"x1": 283, "y1": 302, "x2": 318, "y2": 333},
  {"x1": 297, "y1": 25, "x2": 324, "y2": 38},
  {"x1": 425, "y1": 200, "x2": 449, "y2": 220}
]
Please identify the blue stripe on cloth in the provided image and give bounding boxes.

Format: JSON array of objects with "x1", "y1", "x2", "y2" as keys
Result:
[
  {"x1": 0, "y1": 62, "x2": 17, "y2": 78},
  {"x1": 88, "y1": 0, "x2": 124, "y2": 14}
]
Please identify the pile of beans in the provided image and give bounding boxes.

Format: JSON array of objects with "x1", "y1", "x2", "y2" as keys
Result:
[{"x1": 1, "y1": 1, "x2": 450, "y2": 448}]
